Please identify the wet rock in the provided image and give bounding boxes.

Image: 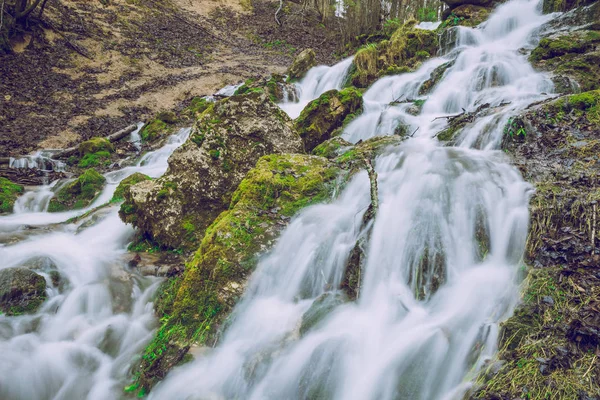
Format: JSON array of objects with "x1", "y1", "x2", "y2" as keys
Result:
[
  {"x1": 295, "y1": 87, "x2": 363, "y2": 152},
  {"x1": 48, "y1": 168, "x2": 106, "y2": 213},
  {"x1": 287, "y1": 48, "x2": 317, "y2": 81},
  {"x1": 119, "y1": 92, "x2": 303, "y2": 250},
  {"x1": 312, "y1": 136, "x2": 353, "y2": 159},
  {"x1": 420, "y1": 61, "x2": 455, "y2": 95},
  {"x1": 140, "y1": 111, "x2": 179, "y2": 143},
  {"x1": 78, "y1": 137, "x2": 114, "y2": 156},
  {"x1": 234, "y1": 75, "x2": 298, "y2": 102},
  {"x1": 300, "y1": 292, "x2": 348, "y2": 336},
  {"x1": 0, "y1": 267, "x2": 47, "y2": 315},
  {"x1": 133, "y1": 154, "x2": 340, "y2": 394},
  {"x1": 542, "y1": 0, "x2": 596, "y2": 13},
  {"x1": 542, "y1": 295, "x2": 555, "y2": 306},
  {"x1": 0, "y1": 177, "x2": 24, "y2": 214}
]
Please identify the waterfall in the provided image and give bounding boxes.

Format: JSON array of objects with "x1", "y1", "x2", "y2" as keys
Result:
[
  {"x1": 147, "y1": 1, "x2": 553, "y2": 399},
  {"x1": 0, "y1": 128, "x2": 190, "y2": 400},
  {"x1": 0, "y1": 0, "x2": 562, "y2": 398}
]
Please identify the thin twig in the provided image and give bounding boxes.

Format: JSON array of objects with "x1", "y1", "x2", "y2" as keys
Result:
[
  {"x1": 408, "y1": 127, "x2": 419, "y2": 137},
  {"x1": 0, "y1": 0, "x2": 5, "y2": 32}
]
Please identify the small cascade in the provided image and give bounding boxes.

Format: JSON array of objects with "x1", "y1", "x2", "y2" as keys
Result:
[
  {"x1": 279, "y1": 57, "x2": 354, "y2": 119},
  {"x1": 9, "y1": 151, "x2": 66, "y2": 172}
]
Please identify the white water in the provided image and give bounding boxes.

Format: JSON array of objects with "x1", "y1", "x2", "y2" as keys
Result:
[
  {"x1": 0, "y1": 128, "x2": 190, "y2": 400},
  {"x1": 0, "y1": 0, "x2": 560, "y2": 398},
  {"x1": 279, "y1": 57, "x2": 354, "y2": 119},
  {"x1": 149, "y1": 1, "x2": 554, "y2": 399}
]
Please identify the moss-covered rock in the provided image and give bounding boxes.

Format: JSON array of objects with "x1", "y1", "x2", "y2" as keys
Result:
[
  {"x1": 234, "y1": 75, "x2": 297, "y2": 103},
  {"x1": 287, "y1": 48, "x2": 317, "y2": 81},
  {"x1": 130, "y1": 153, "x2": 340, "y2": 394},
  {"x1": 312, "y1": 136, "x2": 353, "y2": 159},
  {"x1": 0, "y1": 267, "x2": 47, "y2": 316},
  {"x1": 529, "y1": 30, "x2": 600, "y2": 93},
  {"x1": 351, "y1": 21, "x2": 438, "y2": 88},
  {"x1": 439, "y1": 4, "x2": 491, "y2": 28},
  {"x1": 111, "y1": 173, "x2": 151, "y2": 202},
  {"x1": 542, "y1": 0, "x2": 595, "y2": 13},
  {"x1": 0, "y1": 177, "x2": 24, "y2": 214},
  {"x1": 420, "y1": 61, "x2": 455, "y2": 95},
  {"x1": 295, "y1": 87, "x2": 363, "y2": 152},
  {"x1": 78, "y1": 137, "x2": 114, "y2": 156},
  {"x1": 119, "y1": 92, "x2": 303, "y2": 250},
  {"x1": 141, "y1": 111, "x2": 179, "y2": 143},
  {"x1": 181, "y1": 97, "x2": 211, "y2": 119},
  {"x1": 48, "y1": 168, "x2": 106, "y2": 212}
]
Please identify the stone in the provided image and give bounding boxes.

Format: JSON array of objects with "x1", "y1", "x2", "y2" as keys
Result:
[
  {"x1": 0, "y1": 267, "x2": 47, "y2": 315},
  {"x1": 48, "y1": 168, "x2": 106, "y2": 212},
  {"x1": 119, "y1": 92, "x2": 303, "y2": 250},
  {"x1": 287, "y1": 49, "x2": 317, "y2": 81},
  {"x1": 295, "y1": 87, "x2": 363, "y2": 152}
]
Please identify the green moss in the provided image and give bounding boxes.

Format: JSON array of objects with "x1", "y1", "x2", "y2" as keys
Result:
[
  {"x1": 112, "y1": 173, "x2": 151, "y2": 202},
  {"x1": 132, "y1": 154, "x2": 340, "y2": 394},
  {"x1": 78, "y1": 150, "x2": 112, "y2": 168},
  {"x1": 47, "y1": 169, "x2": 106, "y2": 212},
  {"x1": 78, "y1": 137, "x2": 114, "y2": 156},
  {"x1": 141, "y1": 111, "x2": 180, "y2": 143},
  {"x1": 182, "y1": 97, "x2": 211, "y2": 118},
  {"x1": 0, "y1": 177, "x2": 24, "y2": 214},
  {"x1": 350, "y1": 21, "x2": 438, "y2": 87}
]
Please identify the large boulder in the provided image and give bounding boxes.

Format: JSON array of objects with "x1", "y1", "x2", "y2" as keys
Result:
[
  {"x1": 287, "y1": 49, "x2": 317, "y2": 81},
  {"x1": 130, "y1": 153, "x2": 341, "y2": 394},
  {"x1": 295, "y1": 87, "x2": 363, "y2": 152},
  {"x1": 0, "y1": 267, "x2": 47, "y2": 315},
  {"x1": 119, "y1": 92, "x2": 303, "y2": 250},
  {"x1": 0, "y1": 177, "x2": 24, "y2": 214},
  {"x1": 441, "y1": 0, "x2": 497, "y2": 8},
  {"x1": 48, "y1": 168, "x2": 106, "y2": 212}
]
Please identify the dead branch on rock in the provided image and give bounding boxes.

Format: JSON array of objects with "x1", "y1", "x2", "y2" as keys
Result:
[
  {"x1": 54, "y1": 124, "x2": 137, "y2": 159},
  {"x1": 275, "y1": 0, "x2": 283, "y2": 26}
]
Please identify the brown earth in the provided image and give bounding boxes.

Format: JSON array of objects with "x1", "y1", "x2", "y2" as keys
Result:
[{"x1": 0, "y1": 0, "x2": 341, "y2": 157}]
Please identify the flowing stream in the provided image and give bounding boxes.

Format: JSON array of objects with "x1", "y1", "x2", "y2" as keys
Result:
[{"x1": 0, "y1": 0, "x2": 559, "y2": 398}]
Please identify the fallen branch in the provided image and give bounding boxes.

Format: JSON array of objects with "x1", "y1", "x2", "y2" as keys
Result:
[
  {"x1": 54, "y1": 124, "x2": 137, "y2": 159},
  {"x1": 275, "y1": 0, "x2": 283, "y2": 26},
  {"x1": 42, "y1": 18, "x2": 91, "y2": 59}
]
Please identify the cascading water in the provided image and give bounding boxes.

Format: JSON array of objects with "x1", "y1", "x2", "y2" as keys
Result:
[
  {"x1": 0, "y1": 128, "x2": 190, "y2": 400},
  {"x1": 0, "y1": 0, "x2": 560, "y2": 398},
  {"x1": 148, "y1": 1, "x2": 556, "y2": 399}
]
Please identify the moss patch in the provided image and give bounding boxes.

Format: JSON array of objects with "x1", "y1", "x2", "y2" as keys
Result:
[
  {"x1": 48, "y1": 168, "x2": 106, "y2": 212},
  {"x1": 131, "y1": 153, "x2": 340, "y2": 394},
  {"x1": 530, "y1": 30, "x2": 600, "y2": 92},
  {"x1": 350, "y1": 20, "x2": 438, "y2": 88},
  {"x1": 141, "y1": 111, "x2": 179, "y2": 143},
  {"x1": 0, "y1": 177, "x2": 24, "y2": 214}
]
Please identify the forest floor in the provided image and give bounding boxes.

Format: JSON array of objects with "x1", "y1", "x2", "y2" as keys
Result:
[{"x1": 0, "y1": 0, "x2": 342, "y2": 156}]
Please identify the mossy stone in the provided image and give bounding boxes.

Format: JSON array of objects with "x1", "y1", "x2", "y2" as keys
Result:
[
  {"x1": 0, "y1": 177, "x2": 24, "y2": 214},
  {"x1": 0, "y1": 267, "x2": 47, "y2": 316},
  {"x1": 112, "y1": 173, "x2": 151, "y2": 202},
  {"x1": 48, "y1": 168, "x2": 106, "y2": 212}
]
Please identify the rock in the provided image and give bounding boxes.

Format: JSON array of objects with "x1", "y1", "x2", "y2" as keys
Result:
[
  {"x1": 78, "y1": 137, "x2": 114, "y2": 156},
  {"x1": 0, "y1": 267, "x2": 47, "y2": 315},
  {"x1": 111, "y1": 173, "x2": 151, "y2": 202},
  {"x1": 312, "y1": 136, "x2": 353, "y2": 159},
  {"x1": 300, "y1": 292, "x2": 348, "y2": 336},
  {"x1": 351, "y1": 21, "x2": 438, "y2": 88},
  {"x1": 420, "y1": 61, "x2": 456, "y2": 95},
  {"x1": 295, "y1": 87, "x2": 363, "y2": 152},
  {"x1": 542, "y1": 0, "x2": 596, "y2": 13},
  {"x1": 441, "y1": 0, "x2": 497, "y2": 8},
  {"x1": 132, "y1": 153, "x2": 341, "y2": 394},
  {"x1": 48, "y1": 168, "x2": 106, "y2": 212},
  {"x1": 529, "y1": 30, "x2": 600, "y2": 92},
  {"x1": 0, "y1": 177, "x2": 24, "y2": 214},
  {"x1": 234, "y1": 75, "x2": 298, "y2": 103},
  {"x1": 442, "y1": 4, "x2": 492, "y2": 27},
  {"x1": 287, "y1": 49, "x2": 317, "y2": 81},
  {"x1": 140, "y1": 112, "x2": 179, "y2": 143},
  {"x1": 119, "y1": 92, "x2": 303, "y2": 250}
]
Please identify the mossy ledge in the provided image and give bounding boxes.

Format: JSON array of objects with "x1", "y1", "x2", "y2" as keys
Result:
[
  {"x1": 0, "y1": 177, "x2": 24, "y2": 214},
  {"x1": 349, "y1": 20, "x2": 438, "y2": 88},
  {"x1": 47, "y1": 168, "x2": 106, "y2": 213},
  {"x1": 128, "y1": 154, "x2": 340, "y2": 395}
]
